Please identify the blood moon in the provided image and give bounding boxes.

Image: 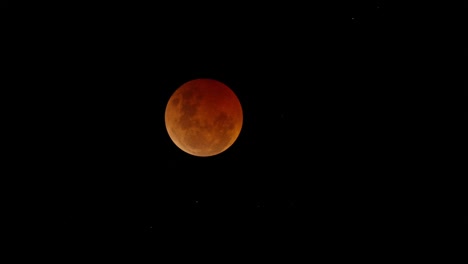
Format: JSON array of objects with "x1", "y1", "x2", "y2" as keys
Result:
[{"x1": 165, "y1": 78, "x2": 243, "y2": 157}]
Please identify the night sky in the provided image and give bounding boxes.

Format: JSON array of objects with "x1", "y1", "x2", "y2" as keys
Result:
[{"x1": 12, "y1": 0, "x2": 446, "y2": 259}]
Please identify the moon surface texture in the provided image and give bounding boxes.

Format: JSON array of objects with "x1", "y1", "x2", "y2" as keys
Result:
[{"x1": 165, "y1": 78, "x2": 243, "y2": 157}]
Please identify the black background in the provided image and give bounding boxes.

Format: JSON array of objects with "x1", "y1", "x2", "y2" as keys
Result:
[{"x1": 9, "y1": 1, "x2": 451, "y2": 260}]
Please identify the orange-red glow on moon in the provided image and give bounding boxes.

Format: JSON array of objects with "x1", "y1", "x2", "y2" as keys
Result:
[{"x1": 165, "y1": 78, "x2": 243, "y2": 157}]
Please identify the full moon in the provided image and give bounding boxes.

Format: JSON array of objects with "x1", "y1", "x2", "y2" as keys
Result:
[{"x1": 165, "y1": 78, "x2": 243, "y2": 157}]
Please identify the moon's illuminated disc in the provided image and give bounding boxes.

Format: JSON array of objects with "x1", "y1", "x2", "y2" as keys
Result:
[{"x1": 165, "y1": 78, "x2": 243, "y2": 157}]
